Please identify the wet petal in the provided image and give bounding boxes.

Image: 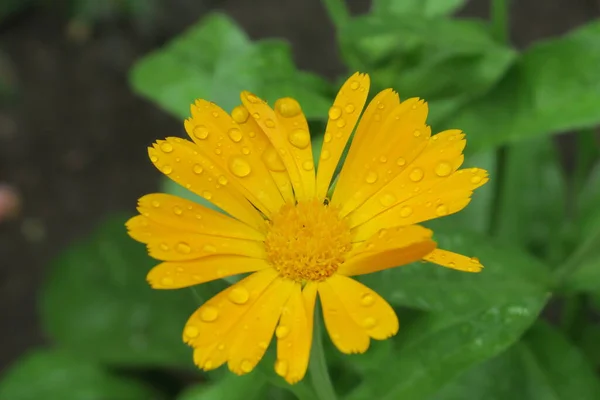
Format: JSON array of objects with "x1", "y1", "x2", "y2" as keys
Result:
[{"x1": 423, "y1": 249, "x2": 484, "y2": 273}]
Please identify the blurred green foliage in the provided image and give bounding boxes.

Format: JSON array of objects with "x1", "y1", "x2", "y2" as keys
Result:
[{"x1": 3, "y1": 0, "x2": 600, "y2": 399}]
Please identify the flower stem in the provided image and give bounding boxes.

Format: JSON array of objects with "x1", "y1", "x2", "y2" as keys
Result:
[{"x1": 309, "y1": 307, "x2": 337, "y2": 400}]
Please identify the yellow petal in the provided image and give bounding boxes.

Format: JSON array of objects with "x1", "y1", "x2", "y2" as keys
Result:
[
  {"x1": 351, "y1": 168, "x2": 489, "y2": 239},
  {"x1": 186, "y1": 101, "x2": 285, "y2": 216},
  {"x1": 137, "y1": 193, "x2": 265, "y2": 241},
  {"x1": 186, "y1": 268, "x2": 279, "y2": 370},
  {"x1": 126, "y1": 215, "x2": 266, "y2": 261},
  {"x1": 333, "y1": 97, "x2": 429, "y2": 216},
  {"x1": 423, "y1": 249, "x2": 483, "y2": 273},
  {"x1": 240, "y1": 92, "x2": 310, "y2": 201},
  {"x1": 148, "y1": 137, "x2": 265, "y2": 231},
  {"x1": 318, "y1": 279, "x2": 370, "y2": 354},
  {"x1": 346, "y1": 129, "x2": 468, "y2": 228},
  {"x1": 274, "y1": 282, "x2": 316, "y2": 384},
  {"x1": 147, "y1": 256, "x2": 272, "y2": 289},
  {"x1": 316, "y1": 72, "x2": 371, "y2": 200},
  {"x1": 227, "y1": 277, "x2": 295, "y2": 375},
  {"x1": 326, "y1": 275, "x2": 398, "y2": 340},
  {"x1": 341, "y1": 225, "x2": 436, "y2": 276},
  {"x1": 231, "y1": 104, "x2": 295, "y2": 203}
]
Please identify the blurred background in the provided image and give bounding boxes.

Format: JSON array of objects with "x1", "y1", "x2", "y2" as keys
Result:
[{"x1": 1, "y1": 0, "x2": 600, "y2": 395}]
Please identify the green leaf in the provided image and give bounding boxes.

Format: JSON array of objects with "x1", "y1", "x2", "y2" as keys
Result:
[
  {"x1": 40, "y1": 215, "x2": 224, "y2": 367},
  {"x1": 372, "y1": 0, "x2": 467, "y2": 17},
  {"x1": 495, "y1": 137, "x2": 568, "y2": 262},
  {"x1": 432, "y1": 322, "x2": 600, "y2": 400},
  {"x1": 359, "y1": 231, "x2": 551, "y2": 314},
  {"x1": 130, "y1": 13, "x2": 333, "y2": 119},
  {"x1": 0, "y1": 350, "x2": 159, "y2": 400},
  {"x1": 563, "y1": 208, "x2": 600, "y2": 293},
  {"x1": 448, "y1": 20, "x2": 600, "y2": 150},
  {"x1": 339, "y1": 15, "x2": 516, "y2": 125},
  {"x1": 178, "y1": 372, "x2": 267, "y2": 400},
  {"x1": 346, "y1": 295, "x2": 546, "y2": 400}
]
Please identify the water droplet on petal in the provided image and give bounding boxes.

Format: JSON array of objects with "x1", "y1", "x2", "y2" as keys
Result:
[
  {"x1": 200, "y1": 306, "x2": 219, "y2": 322},
  {"x1": 228, "y1": 287, "x2": 249, "y2": 304},
  {"x1": 151, "y1": 200, "x2": 160, "y2": 208},
  {"x1": 184, "y1": 326, "x2": 199, "y2": 338},
  {"x1": 203, "y1": 360, "x2": 213, "y2": 370},
  {"x1": 409, "y1": 168, "x2": 424, "y2": 182},
  {"x1": 413, "y1": 129, "x2": 422, "y2": 137},
  {"x1": 265, "y1": 119, "x2": 276, "y2": 128},
  {"x1": 176, "y1": 242, "x2": 191, "y2": 254},
  {"x1": 400, "y1": 206, "x2": 413, "y2": 217},
  {"x1": 161, "y1": 277, "x2": 174, "y2": 286},
  {"x1": 324, "y1": 133, "x2": 332, "y2": 143},
  {"x1": 336, "y1": 118, "x2": 346, "y2": 128},
  {"x1": 275, "y1": 326, "x2": 289, "y2": 339},
  {"x1": 217, "y1": 343, "x2": 225, "y2": 350},
  {"x1": 160, "y1": 142, "x2": 173, "y2": 153},
  {"x1": 288, "y1": 129, "x2": 310, "y2": 149},
  {"x1": 203, "y1": 244, "x2": 217, "y2": 253},
  {"x1": 173, "y1": 205, "x2": 183, "y2": 215},
  {"x1": 214, "y1": 148, "x2": 222, "y2": 155},
  {"x1": 242, "y1": 147, "x2": 251, "y2": 155},
  {"x1": 240, "y1": 360, "x2": 253, "y2": 373},
  {"x1": 246, "y1": 93, "x2": 259, "y2": 103},
  {"x1": 228, "y1": 128, "x2": 243, "y2": 142},
  {"x1": 162, "y1": 165, "x2": 173, "y2": 175},
  {"x1": 252, "y1": 112, "x2": 260, "y2": 120},
  {"x1": 379, "y1": 155, "x2": 387, "y2": 163},
  {"x1": 202, "y1": 191, "x2": 212, "y2": 200},
  {"x1": 328, "y1": 106, "x2": 342, "y2": 120},
  {"x1": 435, "y1": 162, "x2": 452, "y2": 177},
  {"x1": 193, "y1": 125, "x2": 209, "y2": 140},
  {"x1": 365, "y1": 171, "x2": 378, "y2": 184},
  {"x1": 160, "y1": 243, "x2": 169, "y2": 251},
  {"x1": 229, "y1": 156, "x2": 252, "y2": 177},
  {"x1": 275, "y1": 359, "x2": 288, "y2": 377},
  {"x1": 396, "y1": 157, "x2": 406, "y2": 166},
  {"x1": 321, "y1": 150, "x2": 330, "y2": 160},
  {"x1": 380, "y1": 193, "x2": 396, "y2": 207},
  {"x1": 362, "y1": 317, "x2": 376, "y2": 329},
  {"x1": 193, "y1": 164, "x2": 203, "y2": 174},
  {"x1": 471, "y1": 175, "x2": 482, "y2": 184},
  {"x1": 436, "y1": 204, "x2": 449, "y2": 216},
  {"x1": 262, "y1": 146, "x2": 286, "y2": 172},
  {"x1": 345, "y1": 104, "x2": 355, "y2": 113},
  {"x1": 302, "y1": 160, "x2": 314, "y2": 171},
  {"x1": 361, "y1": 293, "x2": 374, "y2": 306},
  {"x1": 231, "y1": 106, "x2": 249, "y2": 123},
  {"x1": 275, "y1": 98, "x2": 301, "y2": 117},
  {"x1": 350, "y1": 81, "x2": 360, "y2": 90}
]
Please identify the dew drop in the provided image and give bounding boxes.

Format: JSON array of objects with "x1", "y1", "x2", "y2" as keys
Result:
[
  {"x1": 151, "y1": 200, "x2": 160, "y2": 208},
  {"x1": 413, "y1": 129, "x2": 422, "y2": 137},
  {"x1": 204, "y1": 360, "x2": 213, "y2": 370},
  {"x1": 231, "y1": 106, "x2": 249, "y2": 123},
  {"x1": 211, "y1": 111, "x2": 219, "y2": 118},
  {"x1": 380, "y1": 193, "x2": 396, "y2": 207},
  {"x1": 173, "y1": 205, "x2": 183, "y2": 215},
  {"x1": 362, "y1": 317, "x2": 376, "y2": 329},
  {"x1": 435, "y1": 162, "x2": 452, "y2": 177},
  {"x1": 246, "y1": 93, "x2": 259, "y2": 103},
  {"x1": 409, "y1": 168, "x2": 424, "y2": 182},
  {"x1": 275, "y1": 326, "x2": 289, "y2": 339},
  {"x1": 228, "y1": 287, "x2": 249, "y2": 304},
  {"x1": 288, "y1": 129, "x2": 310, "y2": 149},
  {"x1": 396, "y1": 157, "x2": 406, "y2": 166},
  {"x1": 400, "y1": 206, "x2": 413, "y2": 217},
  {"x1": 200, "y1": 306, "x2": 219, "y2": 322},
  {"x1": 379, "y1": 155, "x2": 388, "y2": 163},
  {"x1": 436, "y1": 204, "x2": 449, "y2": 216},
  {"x1": 184, "y1": 326, "x2": 199, "y2": 338},
  {"x1": 229, "y1": 156, "x2": 252, "y2": 177},
  {"x1": 262, "y1": 146, "x2": 286, "y2": 172},
  {"x1": 252, "y1": 112, "x2": 260, "y2": 120},
  {"x1": 240, "y1": 360, "x2": 253, "y2": 373},
  {"x1": 350, "y1": 81, "x2": 360, "y2": 90},
  {"x1": 345, "y1": 104, "x2": 355, "y2": 113},
  {"x1": 470, "y1": 257, "x2": 480, "y2": 264},
  {"x1": 365, "y1": 171, "x2": 378, "y2": 184},
  {"x1": 258, "y1": 341, "x2": 268, "y2": 350},
  {"x1": 193, "y1": 125, "x2": 209, "y2": 140},
  {"x1": 336, "y1": 118, "x2": 346, "y2": 128},
  {"x1": 302, "y1": 160, "x2": 314, "y2": 171},
  {"x1": 377, "y1": 103, "x2": 385, "y2": 110},
  {"x1": 275, "y1": 359, "x2": 288, "y2": 377},
  {"x1": 263, "y1": 119, "x2": 275, "y2": 129},
  {"x1": 192, "y1": 164, "x2": 203, "y2": 174},
  {"x1": 176, "y1": 242, "x2": 191, "y2": 254},
  {"x1": 217, "y1": 343, "x2": 225, "y2": 350},
  {"x1": 361, "y1": 293, "x2": 374, "y2": 306},
  {"x1": 242, "y1": 147, "x2": 251, "y2": 155},
  {"x1": 248, "y1": 131, "x2": 256, "y2": 138},
  {"x1": 202, "y1": 191, "x2": 212, "y2": 200},
  {"x1": 324, "y1": 132, "x2": 332, "y2": 143},
  {"x1": 321, "y1": 150, "x2": 331, "y2": 160},
  {"x1": 203, "y1": 244, "x2": 217, "y2": 253},
  {"x1": 162, "y1": 165, "x2": 173, "y2": 175},
  {"x1": 160, "y1": 142, "x2": 173, "y2": 153},
  {"x1": 214, "y1": 148, "x2": 222, "y2": 155},
  {"x1": 471, "y1": 175, "x2": 482, "y2": 184},
  {"x1": 159, "y1": 242, "x2": 169, "y2": 251},
  {"x1": 276, "y1": 98, "x2": 301, "y2": 118},
  {"x1": 328, "y1": 106, "x2": 342, "y2": 120},
  {"x1": 228, "y1": 128, "x2": 243, "y2": 143},
  {"x1": 150, "y1": 155, "x2": 158, "y2": 163},
  {"x1": 161, "y1": 277, "x2": 174, "y2": 286},
  {"x1": 218, "y1": 175, "x2": 228, "y2": 185}
]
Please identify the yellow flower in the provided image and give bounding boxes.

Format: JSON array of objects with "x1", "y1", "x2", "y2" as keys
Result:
[{"x1": 127, "y1": 72, "x2": 488, "y2": 384}]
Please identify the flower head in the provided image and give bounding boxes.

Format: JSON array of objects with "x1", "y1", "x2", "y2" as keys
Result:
[{"x1": 127, "y1": 72, "x2": 488, "y2": 384}]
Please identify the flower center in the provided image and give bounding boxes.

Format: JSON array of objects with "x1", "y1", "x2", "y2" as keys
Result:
[{"x1": 265, "y1": 200, "x2": 352, "y2": 282}]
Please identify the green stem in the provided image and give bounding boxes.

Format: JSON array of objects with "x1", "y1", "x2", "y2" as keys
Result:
[
  {"x1": 491, "y1": 0, "x2": 510, "y2": 43},
  {"x1": 309, "y1": 307, "x2": 337, "y2": 400},
  {"x1": 321, "y1": 0, "x2": 350, "y2": 29}
]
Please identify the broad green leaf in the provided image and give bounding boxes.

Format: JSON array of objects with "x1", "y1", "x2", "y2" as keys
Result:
[
  {"x1": 346, "y1": 295, "x2": 547, "y2": 400},
  {"x1": 339, "y1": 15, "x2": 516, "y2": 125},
  {"x1": 372, "y1": 0, "x2": 466, "y2": 17},
  {"x1": 0, "y1": 350, "x2": 159, "y2": 400},
  {"x1": 40, "y1": 215, "x2": 224, "y2": 367},
  {"x1": 495, "y1": 137, "x2": 568, "y2": 262},
  {"x1": 564, "y1": 208, "x2": 600, "y2": 293},
  {"x1": 432, "y1": 322, "x2": 600, "y2": 400},
  {"x1": 448, "y1": 20, "x2": 600, "y2": 150},
  {"x1": 359, "y1": 231, "x2": 551, "y2": 314},
  {"x1": 178, "y1": 373, "x2": 267, "y2": 400},
  {"x1": 131, "y1": 13, "x2": 333, "y2": 119}
]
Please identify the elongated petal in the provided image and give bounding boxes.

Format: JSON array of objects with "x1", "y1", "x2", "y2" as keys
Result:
[
  {"x1": 227, "y1": 277, "x2": 294, "y2": 375},
  {"x1": 318, "y1": 279, "x2": 370, "y2": 354},
  {"x1": 274, "y1": 282, "x2": 316, "y2": 384},
  {"x1": 333, "y1": 97, "x2": 429, "y2": 216},
  {"x1": 148, "y1": 137, "x2": 265, "y2": 230},
  {"x1": 326, "y1": 275, "x2": 398, "y2": 340},
  {"x1": 351, "y1": 168, "x2": 489, "y2": 239},
  {"x1": 231, "y1": 104, "x2": 295, "y2": 204},
  {"x1": 316, "y1": 72, "x2": 370, "y2": 200},
  {"x1": 126, "y1": 215, "x2": 266, "y2": 261},
  {"x1": 186, "y1": 269, "x2": 279, "y2": 371},
  {"x1": 186, "y1": 101, "x2": 285, "y2": 217},
  {"x1": 423, "y1": 249, "x2": 484, "y2": 272},
  {"x1": 147, "y1": 256, "x2": 272, "y2": 289},
  {"x1": 342, "y1": 225, "x2": 435, "y2": 276},
  {"x1": 137, "y1": 193, "x2": 265, "y2": 241},
  {"x1": 346, "y1": 129, "x2": 467, "y2": 228}
]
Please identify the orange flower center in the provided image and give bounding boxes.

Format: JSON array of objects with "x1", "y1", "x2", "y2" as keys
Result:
[{"x1": 265, "y1": 200, "x2": 352, "y2": 282}]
